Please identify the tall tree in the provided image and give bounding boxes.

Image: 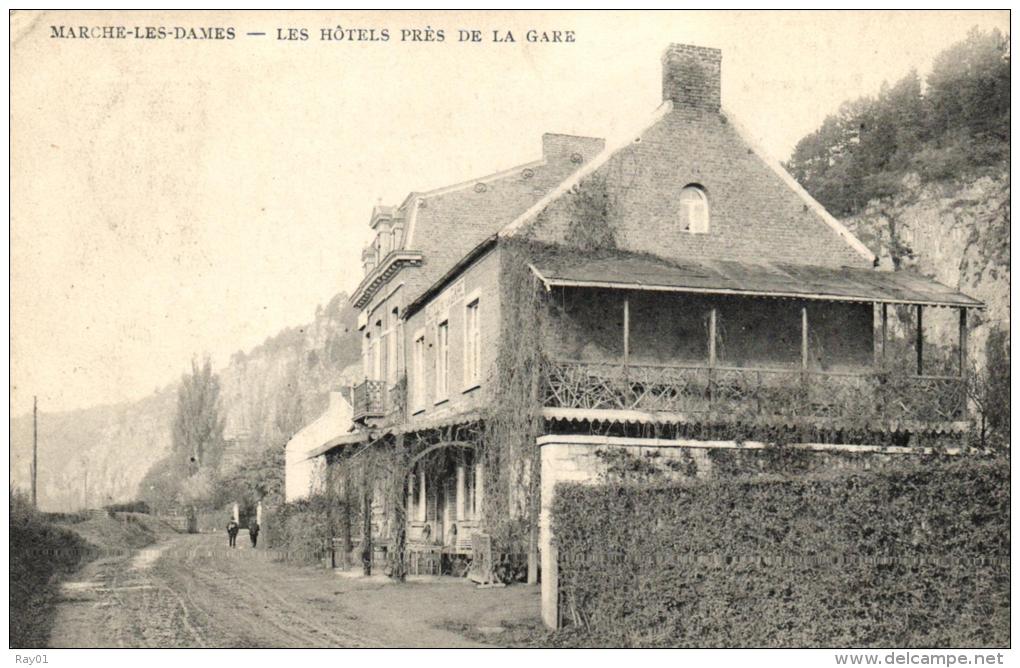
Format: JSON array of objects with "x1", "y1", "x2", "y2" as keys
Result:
[
  {"x1": 171, "y1": 356, "x2": 225, "y2": 474},
  {"x1": 926, "y1": 27, "x2": 1010, "y2": 141}
]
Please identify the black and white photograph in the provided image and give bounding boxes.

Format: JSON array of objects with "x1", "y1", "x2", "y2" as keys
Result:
[{"x1": 8, "y1": 9, "x2": 1011, "y2": 658}]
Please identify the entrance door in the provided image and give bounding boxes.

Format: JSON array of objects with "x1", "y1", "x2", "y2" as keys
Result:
[
  {"x1": 426, "y1": 483, "x2": 441, "y2": 544},
  {"x1": 442, "y1": 476, "x2": 458, "y2": 546}
]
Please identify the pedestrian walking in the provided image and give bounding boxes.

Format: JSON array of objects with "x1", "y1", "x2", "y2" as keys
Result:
[
  {"x1": 249, "y1": 520, "x2": 260, "y2": 548},
  {"x1": 227, "y1": 519, "x2": 239, "y2": 547}
]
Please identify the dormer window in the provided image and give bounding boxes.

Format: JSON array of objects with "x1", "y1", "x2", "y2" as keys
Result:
[
  {"x1": 392, "y1": 222, "x2": 405, "y2": 250},
  {"x1": 361, "y1": 245, "x2": 378, "y2": 276},
  {"x1": 379, "y1": 228, "x2": 392, "y2": 257},
  {"x1": 680, "y1": 185, "x2": 709, "y2": 234}
]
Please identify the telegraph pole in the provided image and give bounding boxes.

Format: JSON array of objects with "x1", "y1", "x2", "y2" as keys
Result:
[
  {"x1": 31, "y1": 396, "x2": 38, "y2": 509},
  {"x1": 80, "y1": 456, "x2": 89, "y2": 511}
]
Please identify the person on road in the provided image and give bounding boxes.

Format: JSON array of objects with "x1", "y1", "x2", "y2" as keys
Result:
[
  {"x1": 249, "y1": 520, "x2": 260, "y2": 548},
  {"x1": 226, "y1": 519, "x2": 239, "y2": 547}
]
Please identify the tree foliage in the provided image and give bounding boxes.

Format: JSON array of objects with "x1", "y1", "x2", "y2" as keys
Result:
[
  {"x1": 171, "y1": 356, "x2": 225, "y2": 472},
  {"x1": 786, "y1": 28, "x2": 1009, "y2": 216},
  {"x1": 154, "y1": 356, "x2": 227, "y2": 512},
  {"x1": 969, "y1": 324, "x2": 1011, "y2": 450},
  {"x1": 221, "y1": 444, "x2": 285, "y2": 514},
  {"x1": 137, "y1": 454, "x2": 182, "y2": 511}
]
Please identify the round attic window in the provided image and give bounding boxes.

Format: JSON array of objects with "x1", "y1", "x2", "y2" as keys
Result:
[{"x1": 679, "y1": 185, "x2": 709, "y2": 234}]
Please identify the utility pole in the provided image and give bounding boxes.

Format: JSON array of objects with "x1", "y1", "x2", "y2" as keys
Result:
[
  {"x1": 80, "y1": 456, "x2": 89, "y2": 511},
  {"x1": 31, "y1": 396, "x2": 38, "y2": 509}
]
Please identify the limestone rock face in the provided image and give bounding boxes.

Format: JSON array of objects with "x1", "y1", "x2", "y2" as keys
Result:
[
  {"x1": 843, "y1": 168, "x2": 1009, "y2": 364},
  {"x1": 10, "y1": 292, "x2": 361, "y2": 511}
]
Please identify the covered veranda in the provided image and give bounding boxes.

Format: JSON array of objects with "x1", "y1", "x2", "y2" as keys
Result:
[{"x1": 530, "y1": 253, "x2": 983, "y2": 433}]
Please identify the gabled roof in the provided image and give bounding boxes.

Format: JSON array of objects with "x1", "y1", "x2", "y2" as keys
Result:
[
  {"x1": 724, "y1": 112, "x2": 876, "y2": 264},
  {"x1": 499, "y1": 102, "x2": 878, "y2": 269},
  {"x1": 500, "y1": 101, "x2": 673, "y2": 239},
  {"x1": 351, "y1": 134, "x2": 605, "y2": 310},
  {"x1": 530, "y1": 250, "x2": 983, "y2": 308}
]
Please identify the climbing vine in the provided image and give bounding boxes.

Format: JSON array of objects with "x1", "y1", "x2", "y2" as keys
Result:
[
  {"x1": 563, "y1": 173, "x2": 618, "y2": 252},
  {"x1": 478, "y1": 174, "x2": 621, "y2": 564},
  {"x1": 478, "y1": 239, "x2": 548, "y2": 563}
]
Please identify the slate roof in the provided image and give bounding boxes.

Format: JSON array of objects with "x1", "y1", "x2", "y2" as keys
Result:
[
  {"x1": 397, "y1": 135, "x2": 604, "y2": 305},
  {"x1": 529, "y1": 251, "x2": 983, "y2": 308}
]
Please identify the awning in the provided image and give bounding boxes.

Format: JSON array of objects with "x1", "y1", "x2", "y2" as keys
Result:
[
  {"x1": 300, "y1": 430, "x2": 367, "y2": 462},
  {"x1": 529, "y1": 253, "x2": 983, "y2": 308},
  {"x1": 389, "y1": 409, "x2": 483, "y2": 435}
]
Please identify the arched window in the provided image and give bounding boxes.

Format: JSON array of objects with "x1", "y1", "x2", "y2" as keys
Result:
[{"x1": 679, "y1": 185, "x2": 709, "y2": 234}]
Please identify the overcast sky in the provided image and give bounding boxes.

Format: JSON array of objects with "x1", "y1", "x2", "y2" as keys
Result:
[{"x1": 10, "y1": 9, "x2": 1008, "y2": 414}]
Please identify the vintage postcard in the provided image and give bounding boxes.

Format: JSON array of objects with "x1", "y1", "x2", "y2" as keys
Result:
[{"x1": 9, "y1": 9, "x2": 1010, "y2": 657}]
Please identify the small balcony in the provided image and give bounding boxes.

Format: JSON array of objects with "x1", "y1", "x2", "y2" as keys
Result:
[
  {"x1": 352, "y1": 379, "x2": 387, "y2": 423},
  {"x1": 544, "y1": 359, "x2": 968, "y2": 432}
]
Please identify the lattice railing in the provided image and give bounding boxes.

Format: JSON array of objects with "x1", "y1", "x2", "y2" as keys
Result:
[
  {"x1": 352, "y1": 379, "x2": 387, "y2": 422},
  {"x1": 544, "y1": 359, "x2": 967, "y2": 427},
  {"x1": 877, "y1": 373, "x2": 968, "y2": 423}
]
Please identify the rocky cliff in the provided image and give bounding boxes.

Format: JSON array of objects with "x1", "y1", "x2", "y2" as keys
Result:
[
  {"x1": 843, "y1": 167, "x2": 1009, "y2": 362},
  {"x1": 10, "y1": 292, "x2": 361, "y2": 511}
]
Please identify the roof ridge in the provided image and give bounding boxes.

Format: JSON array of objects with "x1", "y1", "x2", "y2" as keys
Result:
[
  {"x1": 499, "y1": 100, "x2": 675, "y2": 238},
  {"x1": 418, "y1": 157, "x2": 547, "y2": 200},
  {"x1": 722, "y1": 108, "x2": 877, "y2": 265},
  {"x1": 402, "y1": 157, "x2": 546, "y2": 248}
]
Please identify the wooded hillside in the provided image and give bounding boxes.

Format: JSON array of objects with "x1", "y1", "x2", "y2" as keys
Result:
[{"x1": 785, "y1": 28, "x2": 1008, "y2": 217}]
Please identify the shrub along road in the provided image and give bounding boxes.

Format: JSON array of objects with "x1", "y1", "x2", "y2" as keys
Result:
[{"x1": 48, "y1": 530, "x2": 538, "y2": 648}]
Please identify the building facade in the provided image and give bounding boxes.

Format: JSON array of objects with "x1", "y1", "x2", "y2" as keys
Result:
[{"x1": 304, "y1": 43, "x2": 981, "y2": 624}]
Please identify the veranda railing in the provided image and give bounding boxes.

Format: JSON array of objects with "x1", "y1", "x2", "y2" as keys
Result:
[{"x1": 543, "y1": 359, "x2": 967, "y2": 425}]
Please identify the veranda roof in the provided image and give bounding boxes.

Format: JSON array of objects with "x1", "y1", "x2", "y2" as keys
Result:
[
  {"x1": 302, "y1": 430, "x2": 367, "y2": 461},
  {"x1": 529, "y1": 253, "x2": 983, "y2": 308}
]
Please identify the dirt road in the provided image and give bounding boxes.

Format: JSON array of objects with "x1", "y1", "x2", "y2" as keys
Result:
[{"x1": 49, "y1": 531, "x2": 540, "y2": 648}]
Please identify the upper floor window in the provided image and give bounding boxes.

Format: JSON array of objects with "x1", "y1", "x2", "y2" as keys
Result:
[
  {"x1": 435, "y1": 320, "x2": 450, "y2": 402},
  {"x1": 363, "y1": 332, "x2": 372, "y2": 378},
  {"x1": 372, "y1": 320, "x2": 383, "y2": 380},
  {"x1": 386, "y1": 308, "x2": 399, "y2": 385},
  {"x1": 679, "y1": 185, "x2": 709, "y2": 234},
  {"x1": 412, "y1": 331, "x2": 426, "y2": 411},
  {"x1": 464, "y1": 298, "x2": 481, "y2": 388},
  {"x1": 463, "y1": 297, "x2": 481, "y2": 387}
]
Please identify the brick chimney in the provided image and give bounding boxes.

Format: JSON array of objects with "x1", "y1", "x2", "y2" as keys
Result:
[{"x1": 661, "y1": 44, "x2": 721, "y2": 111}]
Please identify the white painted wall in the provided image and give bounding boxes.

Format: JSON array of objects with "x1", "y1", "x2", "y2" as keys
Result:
[{"x1": 284, "y1": 392, "x2": 353, "y2": 502}]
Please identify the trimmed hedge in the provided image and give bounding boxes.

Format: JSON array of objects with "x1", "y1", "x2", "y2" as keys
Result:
[{"x1": 552, "y1": 457, "x2": 1009, "y2": 647}]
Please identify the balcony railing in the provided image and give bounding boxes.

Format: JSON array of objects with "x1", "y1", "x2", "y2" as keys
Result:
[
  {"x1": 352, "y1": 379, "x2": 387, "y2": 423},
  {"x1": 544, "y1": 359, "x2": 967, "y2": 429}
]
